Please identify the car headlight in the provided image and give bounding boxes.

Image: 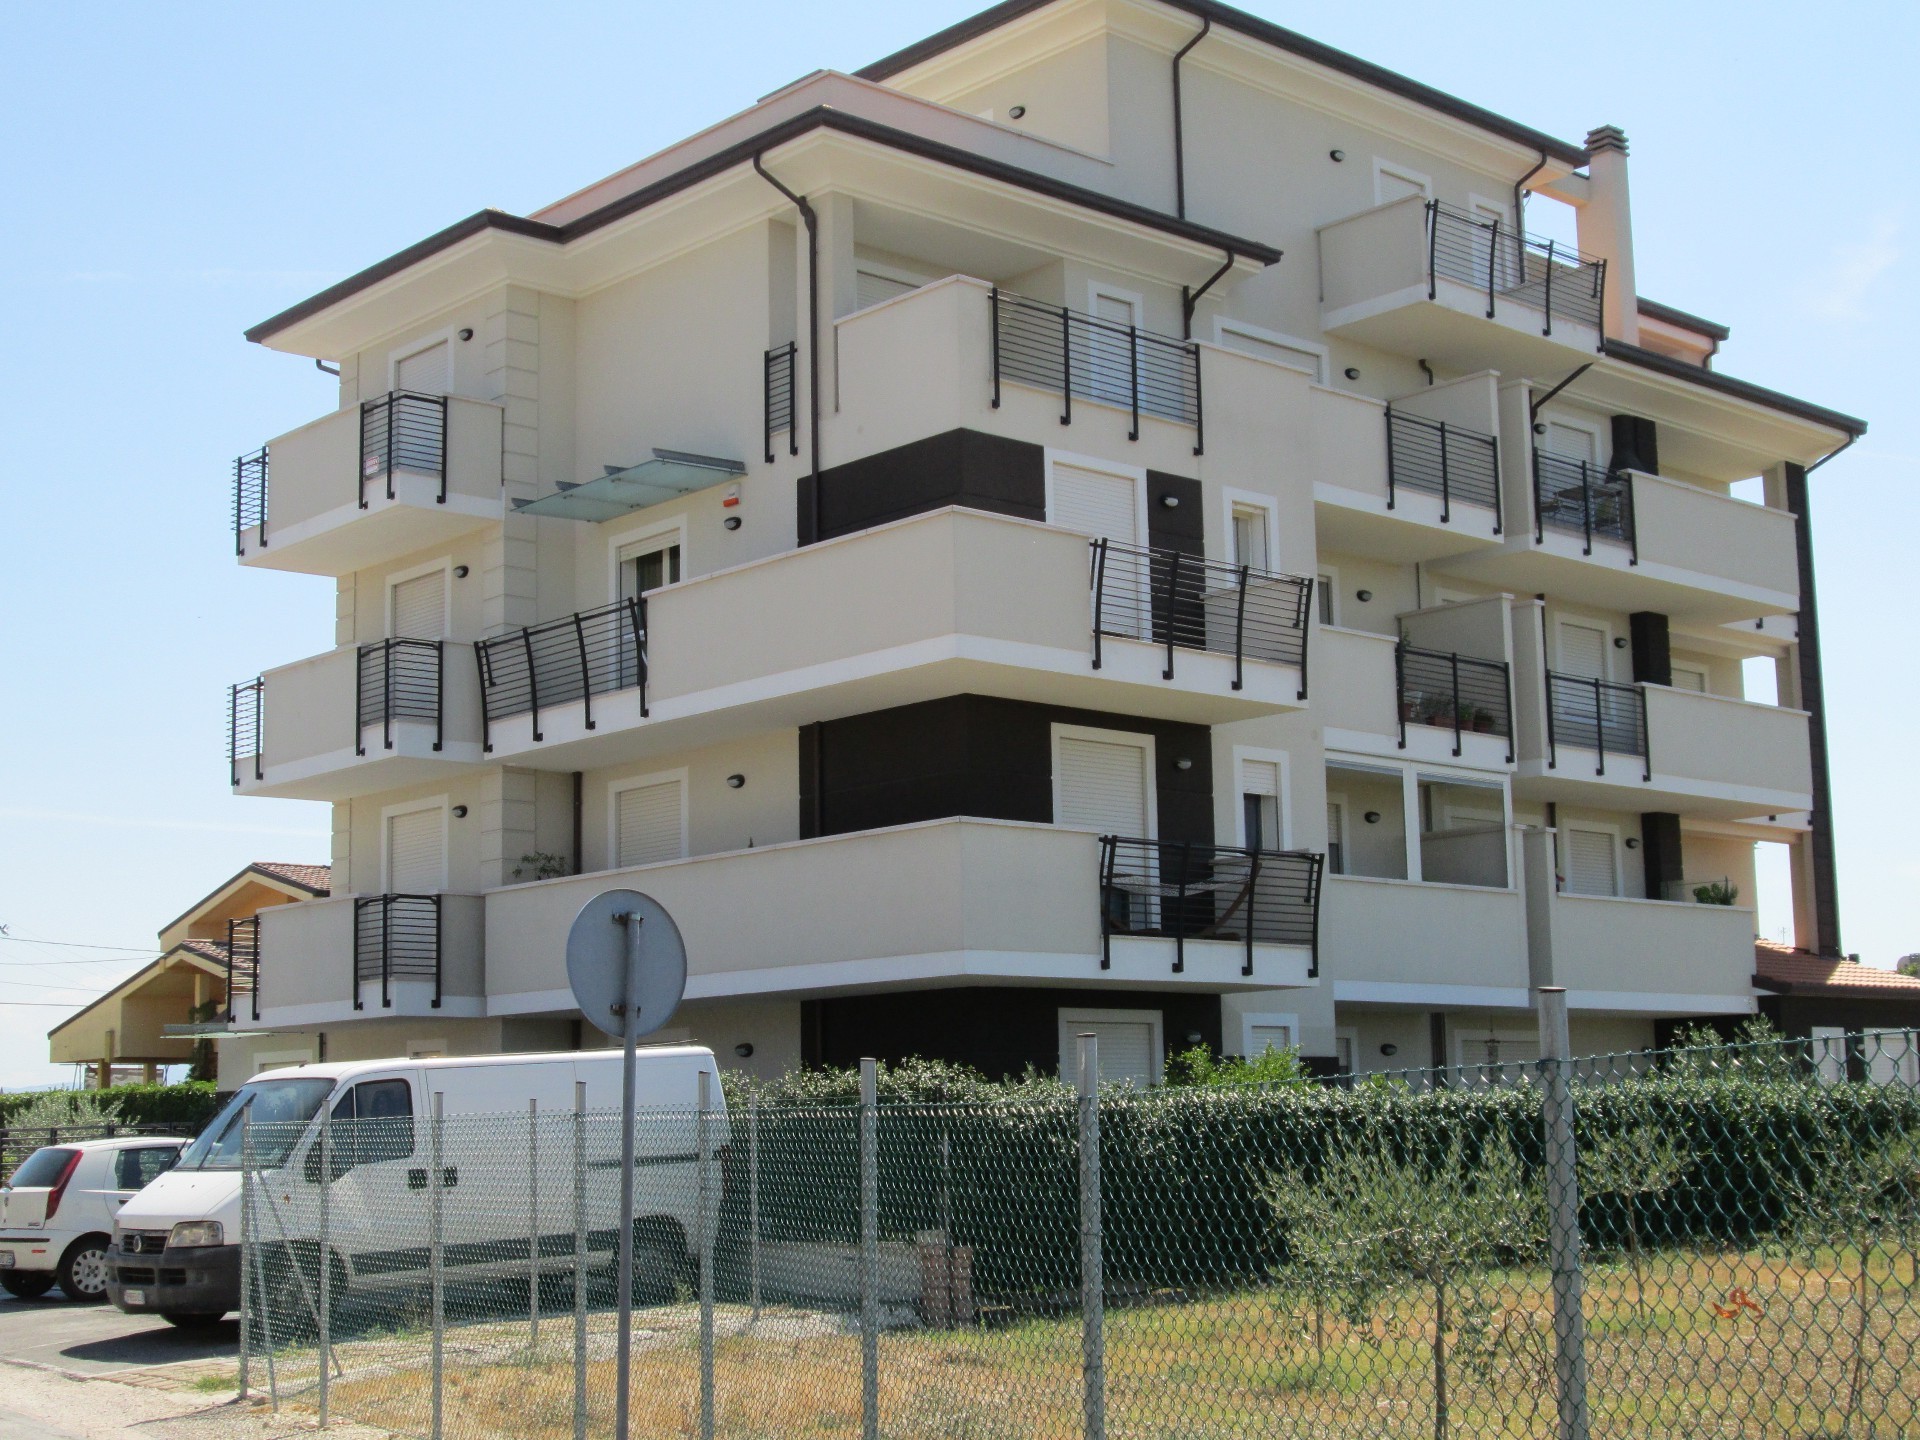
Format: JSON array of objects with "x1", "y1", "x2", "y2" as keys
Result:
[{"x1": 167, "y1": 1220, "x2": 224, "y2": 1248}]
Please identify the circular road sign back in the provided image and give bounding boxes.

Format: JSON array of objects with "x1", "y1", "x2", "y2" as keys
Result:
[{"x1": 565, "y1": 889, "x2": 687, "y2": 1041}]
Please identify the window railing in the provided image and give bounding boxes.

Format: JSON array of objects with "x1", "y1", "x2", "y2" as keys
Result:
[
  {"x1": 225, "y1": 916, "x2": 259, "y2": 1024},
  {"x1": 475, "y1": 596, "x2": 647, "y2": 750},
  {"x1": 990, "y1": 288, "x2": 1204, "y2": 453},
  {"x1": 233, "y1": 445, "x2": 268, "y2": 555},
  {"x1": 360, "y1": 391, "x2": 448, "y2": 508},
  {"x1": 1396, "y1": 645, "x2": 1514, "y2": 761},
  {"x1": 764, "y1": 342, "x2": 797, "y2": 464},
  {"x1": 228, "y1": 677, "x2": 263, "y2": 787},
  {"x1": 357, "y1": 639, "x2": 444, "y2": 756},
  {"x1": 1545, "y1": 671, "x2": 1650, "y2": 780},
  {"x1": 1532, "y1": 451, "x2": 1637, "y2": 559},
  {"x1": 1097, "y1": 836, "x2": 1323, "y2": 977},
  {"x1": 1385, "y1": 409, "x2": 1500, "y2": 524},
  {"x1": 353, "y1": 894, "x2": 442, "y2": 1010},
  {"x1": 1089, "y1": 540, "x2": 1312, "y2": 697},
  {"x1": 1425, "y1": 201, "x2": 1606, "y2": 344}
]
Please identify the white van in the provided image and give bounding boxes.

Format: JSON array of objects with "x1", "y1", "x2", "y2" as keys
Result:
[{"x1": 107, "y1": 1047, "x2": 724, "y2": 1328}]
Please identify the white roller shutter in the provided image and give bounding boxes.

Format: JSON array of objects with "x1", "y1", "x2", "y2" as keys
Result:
[
  {"x1": 1247, "y1": 1023, "x2": 1293, "y2": 1056},
  {"x1": 1049, "y1": 464, "x2": 1139, "y2": 542},
  {"x1": 1670, "y1": 665, "x2": 1708, "y2": 692},
  {"x1": 1563, "y1": 828, "x2": 1618, "y2": 897},
  {"x1": 855, "y1": 269, "x2": 919, "y2": 310},
  {"x1": 1063, "y1": 1014, "x2": 1158, "y2": 1086},
  {"x1": 386, "y1": 808, "x2": 444, "y2": 893},
  {"x1": 615, "y1": 779, "x2": 684, "y2": 868},
  {"x1": 1544, "y1": 421, "x2": 1598, "y2": 464},
  {"x1": 1558, "y1": 622, "x2": 1608, "y2": 680},
  {"x1": 1241, "y1": 759, "x2": 1280, "y2": 799},
  {"x1": 1055, "y1": 736, "x2": 1148, "y2": 837},
  {"x1": 390, "y1": 571, "x2": 446, "y2": 639},
  {"x1": 396, "y1": 340, "x2": 448, "y2": 394}
]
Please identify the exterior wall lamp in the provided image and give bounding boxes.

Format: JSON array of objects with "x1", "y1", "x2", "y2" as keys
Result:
[
  {"x1": 1159, "y1": 494, "x2": 1180, "y2": 508},
  {"x1": 723, "y1": 515, "x2": 742, "y2": 530},
  {"x1": 451, "y1": 805, "x2": 468, "y2": 819},
  {"x1": 1363, "y1": 811, "x2": 1381, "y2": 824},
  {"x1": 726, "y1": 774, "x2": 746, "y2": 789},
  {"x1": 1356, "y1": 589, "x2": 1373, "y2": 603},
  {"x1": 1173, "y1": 758, "x2": 1193, "y2": 771},
  {"x1": 453, "y1": 565, "x2": 470, "y2": 579},
  {"x1": 734, "y1": 1043, "x2": 754, "y2": 1058}
]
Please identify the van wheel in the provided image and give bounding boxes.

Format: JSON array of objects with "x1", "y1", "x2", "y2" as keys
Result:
[
  {"x1": 58, "y1": 1237, "x2": 112, "y2": 1302},
  {"x1": 629, "y1": 1228, "x2": 689, "y2": 1304},
  {"x1": 0, "y1": 1271, "x2": 55, "y2": 1300}
]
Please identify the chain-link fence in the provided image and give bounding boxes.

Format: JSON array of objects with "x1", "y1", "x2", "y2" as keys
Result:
[{"x1": 235, "y1": 1012, "x2": 1920, "y2": 1438}]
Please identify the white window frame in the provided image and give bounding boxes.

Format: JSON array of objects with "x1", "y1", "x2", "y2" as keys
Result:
[
  {"x1": 1314, "y1": 567, "x2": 1341, "y2": 628},
  {"x1": 1554, "y1": 615, "x2": 1617, "y2": 680},
  {"x1": 1050, "y1": 723, "x2": 1158, "y2": 838},
  {"x1": 1467, "y1": 194, "x2": 1512, "y2": 229},
  {"x1": 380, "y1": 797, "x2": 451, "y2": 893},
  {"x1": 1240, "y1": 1011, "x2": 1301, "y2": 1059},
  {"x1": 384, "y1": 557, "x2": 453, "y2": 640},
  {"x1": 1058, "y1": 1006, "x2": 1165, "y2": 1086},
  {"x1": 607, "y1": 767, "x2": 691, "y2": 870},
  {"x1": 1043, "y1": 449, "x2": 1150, "y2": 543},
  {"x1": 387, "y1": 327, "x2": 456, "y2": 394},
  {"x1": 1373, "y1": 159, "x2": 1433, "y2": 206},
  {"x1": 1559, "y1": 820, "x2": 1624, "y2": 898},
  {"x1": 1325, "y1": 794, "x2": 1350, "y2": 875},
  {"x1": 1085, "y1": 279, "x2": 1145, "y2": 329},
  {"x1": 1231, "y1": 745, "x2": 1293, "y2": 849},
  {"x1": 1210, "y1": 317, "x2": 1329, "y2": 385},
  {"x1": 1334, "y1": 1027, "x2": 1359, "y2": 1074},
  {"x1": 1221, "y1": 487, "x2": 1280, "y2": 574},
  {"x1": 607, "y1": 515, "x2": 690, "y2": 604},
  {"x1": 1670, "y1": 661, "x2": 1710, "y2": 693}
]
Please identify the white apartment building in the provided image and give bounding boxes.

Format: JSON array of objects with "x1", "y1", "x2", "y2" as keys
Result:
[{"x1": 217, "y1": 0, "x2": 1863, "y2": 1085}]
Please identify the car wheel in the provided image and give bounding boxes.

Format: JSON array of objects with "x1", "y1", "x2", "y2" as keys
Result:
[
  {"x1": 629, "y1": 1229, "x2": 689, "y2": 1305},
  {"x1": 161, "y1": 1312, "x2": 227, "y2": 1329},
  {"x1": 58, "y1": 1237, "x2": 112, "y2": 1302},
  {"x1": 0, "y1": 1271, "x2": 56, "y2": 1300}
]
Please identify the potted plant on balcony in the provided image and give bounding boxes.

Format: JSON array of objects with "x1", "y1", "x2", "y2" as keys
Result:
[
  {"x1": 1470, "y1": 704, "x2": 1498, "y2": 734},
  {"x1": 1691, "y1": 879, "x2": 1739, "y2": 906},
  {"x1": 1401, "y1": 690, "x2": 1425, "y2": 724}
]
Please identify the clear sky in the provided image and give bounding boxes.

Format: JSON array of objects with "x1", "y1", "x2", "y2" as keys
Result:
[{"x1": 2, "y1": 1, "x2": 1913, "y2": 1090}]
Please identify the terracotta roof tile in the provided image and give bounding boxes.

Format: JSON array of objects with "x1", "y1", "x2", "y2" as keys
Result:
[
  {"x1": 177, "y1": 938, "x2": 231, "y2": 964},
  {"x1": 1754, "y1": 940, "x2": 1920, "y2": 995},
  {"x1": 253, "y1": 862, "x2": 332, "y2": 895}
]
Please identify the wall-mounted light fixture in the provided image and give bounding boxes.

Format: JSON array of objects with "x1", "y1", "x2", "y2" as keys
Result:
[
  {"x1": 1613, "y1": 636, "x2": 1628, "y2": 649},
  {"x1": 1160, "y1": 494, "x2": 1180, "y2": 508},
  {"x1": 726, "y1": 774, "x2": 746, "y2": 789},
  {"x1": 1356, "y1": 589, "x2": 1373, "y2": 603},
  {"x1": 453, "y1": 564, "x2": 470, "y2": 579},
  {"x1": 1623, "y1": 837, "x2": 1639, "y2": 849},
  {"x1": 1380, "y1": 1042, "x2": 1398, "y2": 1057},
  {"x1": 1008, "y1": 105, "x2": 1027, "y2": 119},
  {"x1": 1184, "y1": 1031, "x2": 1205, "y2": 1046},
  {"x1": 1363, "y1": 810, "x2": 1381, "y2": 824},
  {"x1": 734, "y1": 1043, "x2": 754, "y2": 1059},
  {"x1": 723, "y1": 515, "x2": 742, "y2": 531},
  {"x1": 457, "y1": 328, "x2": 474, "y2": 342},
  {"x1": 1533, "y1": 422, "x2": 1547, "y2": 435},
  {"x1": 1329, "y1": 149, "x2": 1346, "y2": 162},
  {"x1": 451, "y1": 805, "x2": 468, "y2": 819},
  {"x1": 1343, "y1": 366, "x2": 1360, "y2": 381},
  {"x1": 1173, "y1": 757, "x2": 1193, "y2": 771}
]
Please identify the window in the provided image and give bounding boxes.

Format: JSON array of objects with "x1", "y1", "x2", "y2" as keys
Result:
[
  {"x1": 854, "y1": 259, "x2": 934, "y2": 311},
  {"x1": 1670, "y1": 664, "x2": 1708, "y2": 693},
  {"x1": 388, "y1": 565, "x2": 448, "y2": 640},
  {"x1": 1085, "y1": 283, "x2": 1145, "y2": 409},
  {"x1": 1334, "y1": 1030, "x2": 1358, "y2": 1075},
  {"x1": 1562, "y1": 826, "x2": 1620, "y2": 897},
  {"x1": 1237, "y1": 752, "x2": 1287, "y2": 851},
  {"x1": 1373, "y1": 160, "x2": 1432, "y2": 205},
  {"x1": 1316, "y1": 570, "x2": 1338, "y2": 627},
  {"x1": 1240, "y1": 1012, "x2": 1299, "y2": 1058},
  {"x1": 612, "y1": 773, "x2": 687, "y2": 869},
  {"x1": 1212, "y1": 319, "x2": 1327, "y2": 384},
  {"x1": 1418, "y1": 777, "x2": 1508, "y2": 888},
  {"x1": 393, "y1": 338, "x2": 450, "y2": 395},
  {"x1": 330, "y1": 1078, "x2": 416, "y2": 1168},
  {"x1": 1325, "y1": 799, "x2": 1348, "y2": 875},
  {"x1": 1224, "y1": 492, "x2": 1276, "y2": 575},
  {"x1": 1059, "y1": 1008, "x2": 1163, "y2": 1086},
  {"x1": 1542, "y1": 419, "x2": 1601, "y2": 465},
  {"x1": 384, "y1": 803, "x2": 446, "y2": 893},
  {"x1": 1557, "y1": 620, "x2": 1610, "y2": 680},
  {"x1": 1053, "y1": 726, "x2": 1154, "y2": 838},
  {"x1": 1048, "y1": 459, "x2": 1144, "y2": 543},
  {"x1": 1325, "y1": 763, "x2": 1406, "y2": 879},
  {"x1": 616, "y1": 532, "x2": 683, "y2": 602},
  {"x1": 114, "y1": 1146, "x2": 179, "y2": 1191}
]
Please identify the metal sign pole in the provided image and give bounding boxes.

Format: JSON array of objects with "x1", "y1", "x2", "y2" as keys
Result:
[{"x1": 614, "y1": 909, "x2": 643, "y2": 1440}]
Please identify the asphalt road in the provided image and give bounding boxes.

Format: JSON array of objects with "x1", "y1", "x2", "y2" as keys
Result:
[{"x1": 0, "y1": 1291, "x2": 236, "y2": 1377}]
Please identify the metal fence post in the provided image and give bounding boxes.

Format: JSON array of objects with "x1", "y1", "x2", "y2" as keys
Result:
[
  {"x1": 749, "y1": 1097, "x2": 762, "y2": 1321},
  {"x1": 318, "y1": 1101, "x2": 332, "y2": 1429},
  {"x1": 860, "y1": 1057, "x2": 880, "y2": 1440},
  {"x1": 698, "y1": 1070, "x2": 716, "y2": 1440},
  {"x1": 1536, "y1": 987, "x2": 1591, "y2": 1440},
  {"x1": 1078, "y1": 1034, "x2": 1105, "y2": 1440},
  {"x1": 529, "y1": 1098, "x2": 541, "y2": 1353},
  {"x1": 237, "y1": 1103, "x2": 252, "y2": 1401},
  {"x1": 430, "y1": 1090, "x2": 445, "y2": 1440},
  {"x1": 572, "y1": 1081, "x2": 588, "y2": 1440}
]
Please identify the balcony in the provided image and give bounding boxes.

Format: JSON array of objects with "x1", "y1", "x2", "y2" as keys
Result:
[
  {"x1": 1319, "y1": 198, "x2": 1605, "y2": 372},
  {"x1": 1535, "y1": 890, "x2": 1756, "y2": 1015},
  {"x1": 1096, "y1": 837, "x2": 1323, "y2": 975},
  {"x1": 252, "y1": 893, "x2": 485, "y2": 1025},
  {"x1": 486, "y1": 819, "x2": 1319, "y2": 1014},
  {"x1": 224, "y1": 916, "x2": 259, "y2": 1025},
  {"x1": 472, "y1": 509, "x2": 1310, "y2": 768},
  {"x1": 232, "y1": 392, "x2": 504, "y2": 575},
  {"x1": 228, "y1": 640, "x2": 485, "y2": 801},
  {"x1": 1321, "y1": 875, "x2": 1529, "y2": 1005}
]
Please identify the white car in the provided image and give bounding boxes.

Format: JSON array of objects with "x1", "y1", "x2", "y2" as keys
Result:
[{"x1": 1, "y1": 1137, "x2": 185, "y2": 1301}]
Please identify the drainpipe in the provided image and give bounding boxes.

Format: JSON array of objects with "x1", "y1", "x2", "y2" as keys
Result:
[
  {"x1": 571, "y1": 771, "x2": 584, "y2": 876},
  {"x1": 1511, "y1": 152, "x2": 1547, "y2": 241},
  {"x1": 1171, "y1": 17, "x2": 1212, "y2": 220},
  {"x1": 1181, "y1": 251, "x2": 1236, "y2": 339},
  {"x1": 753, "y1": 155, "x2": 823, "y2": 542}
]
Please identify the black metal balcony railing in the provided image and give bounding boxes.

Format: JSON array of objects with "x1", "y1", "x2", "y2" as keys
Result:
[
  {"x1": 1098, "y1": 836, "x2": 1323, "y2": 977},
  {"x1": 228, "y1": 677, "x2": 263, "y2": 787},
  {"x1": 225, "y1": 916, "x2": 260, "y2": 1024},
  {"x1": 764, "y1": 341, "x2": 797, "y2": 464},
  {"x1": 1396, "y1": 644, "x2": 1514, "y2": 761},
  {"x1": 232, "y1": 446, "x2": 268, "y2": 555},
  {"x1": 356, "y1": 639, "x2": 444, "y2": 756},
  {"x1": 990, "y1": 288, "x2": 1204, "y2": 453},
  {"x1": 1089, "y1": 540, "x2": 1313, "y2": 697},
  {"x1": 1425, "y1": 201, "x2": 1606, "y2": 344},
  {"x1": 354, "y1": 894, "x2": 442, "y2": 1010},
  {"x1": 475, "y1": 596, "x2": 647, "y2": 750},
  {"x1": 1385, "y1": 409, "x2": 1500, "y2": 525},
  {"x1": 360, "y1": 391, "x2": 448, "y2": 508},
  {"x1": 1546, "y1": 671, "x2": 1650, "y2": 781},
  {"x1": 1532, "y1": 450, "x2": 1638, "y2": 560}
]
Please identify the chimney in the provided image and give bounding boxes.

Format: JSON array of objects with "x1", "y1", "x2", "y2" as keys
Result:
[{"x1": 1579, "y1": 125, "x2": 1638, "y2": 345}]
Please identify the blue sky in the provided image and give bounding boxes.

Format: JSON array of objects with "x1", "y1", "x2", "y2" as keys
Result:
[{"x1": 2, "y1": 1, "x2": 1913, "y2": 1089}]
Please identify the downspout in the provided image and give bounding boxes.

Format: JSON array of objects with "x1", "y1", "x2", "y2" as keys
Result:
[
  {"x1": 1172, "y1": 16, "x2": 1212, "y2": 220},
  {"x1": 571, "y1": 771, "x2": 584, "y2": 876},
  {"x1": 1181, "y1": 251, "x2": 1236, "y2": 339},
  {"x1": 315, "y1": 358, "x2": 341, "y2": 378},
  {"x1": 1512, "y1": 152, "x2": 1548, "y2": 238},
  {"x1": 753, "y1": 155, "x2": 823, "y2": 542}
]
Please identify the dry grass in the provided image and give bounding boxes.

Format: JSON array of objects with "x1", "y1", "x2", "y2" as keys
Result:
[{"x1": 268, "y1": 1246, "x2": 1920, "y2": 1439}]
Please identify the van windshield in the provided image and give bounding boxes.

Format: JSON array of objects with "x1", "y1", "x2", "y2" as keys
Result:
[{"x1": 175, "y1": 1078, "x2": 335, "y2": 1171}]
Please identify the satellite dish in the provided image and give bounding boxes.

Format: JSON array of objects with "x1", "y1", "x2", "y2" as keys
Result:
[{"x1": 565, "y1": 889, "x2": 687, "y2": 1040}]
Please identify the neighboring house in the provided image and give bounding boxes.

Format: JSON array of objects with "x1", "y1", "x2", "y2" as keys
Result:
[
  {"x1": 1750, "y1": 940, "x2": 1920, "y2": 1047},
  {"x1": 214, "y1": 0, "x2": 1861, "y2": 1086},
  {"x1": 48, "y1": 863, "x2": 330, "y2": 1086}
]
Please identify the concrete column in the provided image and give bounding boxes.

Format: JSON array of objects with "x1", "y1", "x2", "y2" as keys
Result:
[
  {"x1": 335, "y1": 574, "x2": 356, "y2": 649},
  {"x1": 331, "y1": 802, "x2": 352, "y2": 892},
  {"x1": 141, "y1": 1063, "x2": 158, "y2": 1085},
  {"x1": 1520, "y1": 825, "x2": 1558, "y2": 988},
  {"x1": 99, "y1": 1030, "x2": 116, "y2": 1090},
  {"x1": 480, "y1": 286, "x2": 541, "y2": 638},
  {"x1": 1788, "y1": 834, "x2": 1820, "y2": 954},
  {"x1": 477, "y1": 767, "x2": 539, "y2": 890},
  {"x1": 1578, "y1": 127, "x2": 1637, "y2": 345}
]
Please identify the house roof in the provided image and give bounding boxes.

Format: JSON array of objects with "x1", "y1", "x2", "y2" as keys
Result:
[
  {"x1": 1753, "y1": 940, "x2": 1920, "y2": 998},
  {"x1": 857, "y1": 0, "x2": 1589, "y2": 167},
  {"x1": 156, "y1": 861, "x2": 331, "y2": 939},
  {"x1": 46, "y1": 941, "x2": 231, "y2": 1041}
]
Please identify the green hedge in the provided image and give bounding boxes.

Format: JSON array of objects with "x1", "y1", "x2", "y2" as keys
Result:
[{"x1": 0, "y1": 1082, "x2": 220, "y2": 1129}]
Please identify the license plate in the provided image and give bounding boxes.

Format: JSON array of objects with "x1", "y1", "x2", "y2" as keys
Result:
[
  {"x1": 0, "y1": 1253, "x2": 13, "y2": 1268},
  {"x1": 122, "y1": 1288, "x2": 145, "y2": 1306}
]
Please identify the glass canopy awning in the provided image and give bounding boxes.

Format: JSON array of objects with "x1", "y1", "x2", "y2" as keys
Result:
[{"x1": 511, "y1": 449, "x2": 746, "y2": 522}]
